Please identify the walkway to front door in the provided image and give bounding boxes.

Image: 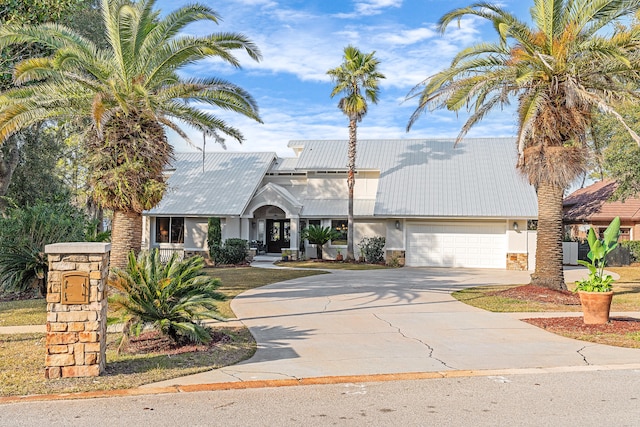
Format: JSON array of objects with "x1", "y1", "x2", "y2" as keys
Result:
[{"x1": 266, "y1": 219, "x2": 290, "y2": 253}]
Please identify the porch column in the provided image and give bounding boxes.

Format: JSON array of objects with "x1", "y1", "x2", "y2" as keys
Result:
[
  {"x1": 240, "y1": 218, "x2": 250, "y2": 241},
  {"x1": 289, "y1": 217, "x2": 299, "y2": 251}
]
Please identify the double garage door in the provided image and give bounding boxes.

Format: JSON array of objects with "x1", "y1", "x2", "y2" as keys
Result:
[{"x1": 406, "y1": 222, "x2": 506, "y2": 268}]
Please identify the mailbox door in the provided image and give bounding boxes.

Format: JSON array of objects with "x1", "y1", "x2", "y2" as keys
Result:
[{"x1": 61, "y1": 272, "x2": 90, "y2": 304}]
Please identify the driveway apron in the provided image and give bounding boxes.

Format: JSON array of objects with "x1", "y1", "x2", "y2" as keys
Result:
[{"x1": 147, "y1": 268, "x2": 640, "y2": 387}]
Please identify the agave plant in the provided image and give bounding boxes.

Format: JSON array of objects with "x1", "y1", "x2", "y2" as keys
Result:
[{"x1": 109, "y1": 249, "x2": 224, "y2": 351}]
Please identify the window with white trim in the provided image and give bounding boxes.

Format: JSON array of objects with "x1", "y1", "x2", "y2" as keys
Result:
[
  {"x1": 331, "y1": 219, "x2": 348, "y2": 246},
  {"x1": 155, "y1": 217, "x2": 184, "y2": 243}
]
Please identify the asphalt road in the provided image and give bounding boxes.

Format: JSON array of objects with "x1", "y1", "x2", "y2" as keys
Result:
[{"x1": 2, "y1": 369, "x2": 639, "y2": 426}]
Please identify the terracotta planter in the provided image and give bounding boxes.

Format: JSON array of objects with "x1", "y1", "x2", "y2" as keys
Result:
[
  {"x1": 578, "y1": 291, "x2": 614, "y2": 325},
  {"x1": 336, "y1": 254, "x2": 343, "y2": 261}
]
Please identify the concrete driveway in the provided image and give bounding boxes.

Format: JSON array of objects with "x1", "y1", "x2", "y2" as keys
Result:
[{"x1": 148, "y1": 267, "x2": 640, "y2": 387}]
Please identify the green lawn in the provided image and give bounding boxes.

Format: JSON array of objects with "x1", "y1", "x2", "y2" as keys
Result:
[
  {"x1": 452, "y1": 266, "x2": 640, "y2": 313},
  {"x1": 0, "y1": 328, "x2": 254, "y2": 397},
  {"x1": 0, "y1": 299, "x2": 47, "y2": 327},
  {"x1": 0, "y1": 266, "x2": 325, "y2": 397}
]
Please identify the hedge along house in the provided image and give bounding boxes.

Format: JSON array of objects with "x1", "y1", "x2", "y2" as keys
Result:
[{"x1": 143, "y1": 138, "x2": 539, "y2": 270}]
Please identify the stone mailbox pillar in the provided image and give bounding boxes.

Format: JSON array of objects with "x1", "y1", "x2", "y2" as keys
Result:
[{"x1": 44, "y1": 242, "x2": 111, "y2": 379}]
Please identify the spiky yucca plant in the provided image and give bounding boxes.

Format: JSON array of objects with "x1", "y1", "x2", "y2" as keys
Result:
[{"x1": 109, "y1": 249, "x2": 224, "y2": 351}]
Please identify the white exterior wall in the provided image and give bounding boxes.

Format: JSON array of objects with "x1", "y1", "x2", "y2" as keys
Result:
[
  {"x1": 223, "y1": 217, "x2": 240, "y2": 241},
  {"x1": 185, "y1": 218, "x2": 208, "y2": 251},
  {"x1": 141, "y1": 216, "x2": 151, "y2": 250},
  {"x1": 506, "y1": 220, "x2": 527, "y2": 253},
  {"x1": 386, "y1": 220, "x2": 405, "y2": 250},
  {"x1": 305, "y1": 172, "x2": 379, "y2": 199},
  {"x1": 528, "y1": 231, "x2": 537, "y2": 270}
]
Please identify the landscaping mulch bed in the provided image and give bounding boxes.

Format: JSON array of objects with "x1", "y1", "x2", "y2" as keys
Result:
[
  {"x1": 493, "y1": 285, "x2": 640, "y2": 341},
  {"x1": 121, "y1": 330, "x2": 232, "y2": 355},
  {"x1": 523, "y1": 316, "x2": 640, "y2": 334},
  {"x1": 492, "y1": 284, "x2": 581, "y2": 305}
]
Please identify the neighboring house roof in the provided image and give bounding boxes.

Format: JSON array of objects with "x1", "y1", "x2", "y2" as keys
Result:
[
  {"x1": 290, "y1": 138, "x2": 537, "y2": 218},
  {"x1": 563, "y1": 179, "x2": 640, "y2": 222},
  {"x1": 147, "y1": 152, "x2": 276, "y2": 216}
]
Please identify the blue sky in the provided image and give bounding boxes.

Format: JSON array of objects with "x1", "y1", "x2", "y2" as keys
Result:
[{"x1": 156, "y1": 0, "x2": 531, "y2": 157}]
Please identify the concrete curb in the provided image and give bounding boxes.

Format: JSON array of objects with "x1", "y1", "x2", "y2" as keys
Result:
[{"x1": 3, "y1": 363, "x2": 640, "y2": 404}]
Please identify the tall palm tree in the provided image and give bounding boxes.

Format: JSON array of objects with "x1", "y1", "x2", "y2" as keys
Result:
[
  {"x1": 407, "y1": 0, "x2": 640, "y2": 290},
  {"x1": 0, "y1": 0, "x2": 262, "y2": 268},
  {"x1": 327, "y1": 45, "x2": 385, "y2": 260}
]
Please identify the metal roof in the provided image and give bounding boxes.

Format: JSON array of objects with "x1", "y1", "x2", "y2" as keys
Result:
[
  {"x1": 269, "y1": 157, "x2": 299, "y2": 171},
  {"x1": 291, "y1": 138, "x2": 537, "y2": 218},
  {"x1": 146, "y1": 152, "x2": 276, "y2": 216},
  {"x1": 146, "y1": 138, "x2": 538, "y2": 219}
]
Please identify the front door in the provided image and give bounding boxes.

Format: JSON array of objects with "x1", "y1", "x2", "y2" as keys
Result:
[{"x1": 267, "y1": 219, "x2": 290, "y2": 253}]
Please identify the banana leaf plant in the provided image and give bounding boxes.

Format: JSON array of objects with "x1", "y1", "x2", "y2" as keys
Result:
[{"x1": 575, "y1": 217, "x2": 621, "y2": 292}]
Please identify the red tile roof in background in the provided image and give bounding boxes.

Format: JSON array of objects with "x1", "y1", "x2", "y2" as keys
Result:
[{"x1": 563, "y1": 179, "x2": 640, "y2": 222}]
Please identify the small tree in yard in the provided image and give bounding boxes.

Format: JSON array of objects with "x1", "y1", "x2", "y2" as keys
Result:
[
  {"x1": 109, "y1": 249, "x2": 224, "y2": 352},
  {"x1": 301, "y1": 225, "x2": 341, "y2": 260}
]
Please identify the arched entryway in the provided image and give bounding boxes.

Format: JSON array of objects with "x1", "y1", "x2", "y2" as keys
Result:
[
  {"x1": 253, "y1": 205, "x2": 290, "y2": 254},
  {"x1": 243, "y1": 183, "x2": 302, "y2": 256}
]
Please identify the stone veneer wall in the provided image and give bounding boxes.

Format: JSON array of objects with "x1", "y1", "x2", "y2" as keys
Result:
[
  {"x1": 44, "y1": 242, "x2": 111, "y2": 379},
  {"x1": 506, "y1": 252, "x2": 528, "y2": 271},
  {"x1": 385, "y1": 250, "x2": 406, "y2": 267}
]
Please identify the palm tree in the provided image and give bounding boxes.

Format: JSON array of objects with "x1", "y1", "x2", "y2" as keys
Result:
[
  {"x1": 0, "y1": 0, "x2": 262, "y2": 268},
  {"x1": 407, "y1": 0, "x2": 640, "y2": 290},
  {"x1": 327, "y1": 46, "x2": 385, "y2": 261},
  {"x1": 300, "y1": 225, "x2": 341, "y2": 260}
]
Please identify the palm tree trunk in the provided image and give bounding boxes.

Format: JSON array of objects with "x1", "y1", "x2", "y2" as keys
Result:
[
  {"x1": 347, "y1": 118, "x2": 357, "y2": 261},
  {"x1": 110, "y1": 210, "x2": 142, "y2": 269},
  {"x1": 530, "y1": 181, "x2": 566, "y2": 290}
]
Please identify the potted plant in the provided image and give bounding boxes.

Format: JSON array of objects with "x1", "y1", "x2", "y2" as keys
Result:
[
  {"x1": 575, "y1": 217, "x2": 620, "y2": 325},
  {"x1": 336, "y1": 249, "x2": 343, "y2": 261}
]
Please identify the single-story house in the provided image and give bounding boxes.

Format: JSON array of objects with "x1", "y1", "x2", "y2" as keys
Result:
[
  {"x1": 563, "y1": 179, "x2": 640, "y2": 241},
  {"x1": 143, "y1": 138, "x2": 539, "y2": 270}
]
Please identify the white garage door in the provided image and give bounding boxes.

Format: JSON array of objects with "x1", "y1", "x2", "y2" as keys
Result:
[{"x1": 406, "y1": 222, "x2": 506, "y2": 268}]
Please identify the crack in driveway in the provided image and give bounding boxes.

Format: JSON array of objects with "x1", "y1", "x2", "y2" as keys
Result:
[
  {"x1": 576, "y1": 346, "x2": 590, "y2": 365},
  {"x1": 372, "y1": 313, "x2": 455, "y2": 370}
]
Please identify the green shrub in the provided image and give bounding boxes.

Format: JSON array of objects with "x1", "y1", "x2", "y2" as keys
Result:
[
  {"x1": 620, "y1": 241, "x2": 640, "y2": 263},
  {"x1": 109, "y1": 249, "x2": 224, "y2": 350},
  {"x1": 210, "y1": 238, "x2": 248, "y2": 265},
  {"x1": 0, "y1": 202, "x2": 85, "y2": 296},
  {"x1": 358, "y1": 236, "x2": 386, "y2": 264},
  {"x1": 207, "y1": 218, "x2": 221, "y2": 248}
]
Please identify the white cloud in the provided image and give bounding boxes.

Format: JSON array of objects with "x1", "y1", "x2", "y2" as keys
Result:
[
  {"x1": 382, "y1": 27, "x2": 437, "y2": 45},
  {"x1": 159, "y1": 0, "x2": 519, "y2": 159},
  {"x1": 354, "y1": 0, "x2": 403, "y2": 15}
]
